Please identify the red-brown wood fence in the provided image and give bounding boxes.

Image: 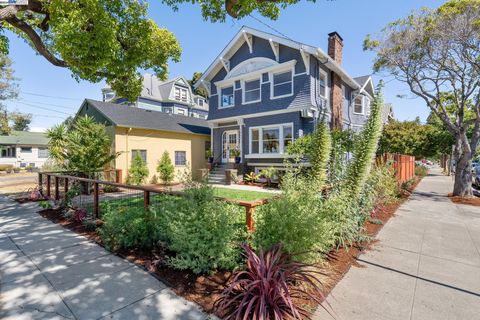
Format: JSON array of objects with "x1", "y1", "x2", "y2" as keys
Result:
[{"x1": 380, "y1": 154, "x2": 416, "y2": 184}]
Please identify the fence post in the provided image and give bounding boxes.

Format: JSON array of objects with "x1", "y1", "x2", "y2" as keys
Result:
[
  {"x1": 38, "y1": 173, "x2": 43, "y2": 192},
  {"x1": 46, "y1": 174, "x2": 51, "y2": 198},
  {"x1": 246, "y1": 205, "x2": 256, "y2": 232},
  {"x1": 64, "y1": 177, "x2": 69, "y2": 197},
  {"x1": 93, "y1": 182, "x2": 99, "y2": 219},
  {"x1": 144, "y1": 190, "x2": 150, "y2": 210},
  {"x1": 54, "y1": 176, "x2": 59, "y2": 201}
]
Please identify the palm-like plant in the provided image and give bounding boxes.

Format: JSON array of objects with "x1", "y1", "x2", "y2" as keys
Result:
[
  {"x1": 217, "y1": 244, "x2": 328, "y2": 320},
  {"x1": 47, "y1": 115, "x2": 119, "y2": 176}
]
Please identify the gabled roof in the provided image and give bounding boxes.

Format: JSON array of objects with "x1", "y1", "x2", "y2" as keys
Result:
[
  {"x1": 197, "y1": 26, "x2": 367, "y2": 92},
  {"x1": 0, "y1": 131, "x2": 48, "y2": 146},
  {"x1": 141, "y1": 74, "x2": 194, "y2": 106},
  {"x1": 81, "y1": 99, "x2": 210, "y2": 135},
  {"x1": 354, "y1": 75, "x2": 375, "y2": 97}
]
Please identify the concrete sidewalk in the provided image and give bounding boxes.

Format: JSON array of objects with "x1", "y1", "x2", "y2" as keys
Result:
[
  {"x1": 315, "y1": 168, "x2": 480, "y2": 320},
  {"x1": 0, "y1": 196, "x2": 209, "y2": 320}
]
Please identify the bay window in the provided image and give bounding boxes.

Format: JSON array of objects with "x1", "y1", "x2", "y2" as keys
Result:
[
  {"x1": 249, "y1": 124, "x2": 294, "y2": 155},
  {"x1": 271, "y1": 70, "x2": 293, "y2": 98},
  {"x1": 243, "y1": 78, "x2": 261, "y2": 103}
]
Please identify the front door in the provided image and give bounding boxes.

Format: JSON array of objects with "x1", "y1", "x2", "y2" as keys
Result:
[{"x1": 222, "y1": 130, "x2": 239, "y2": 163}]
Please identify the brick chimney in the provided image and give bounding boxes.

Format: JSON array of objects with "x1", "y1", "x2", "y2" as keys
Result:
[
  {"x1": 328, "y1": 31, "x2": 344, "y2": 130},
  {"x1": 328, "y1": 31, "x2": 343, "y2": 65}
]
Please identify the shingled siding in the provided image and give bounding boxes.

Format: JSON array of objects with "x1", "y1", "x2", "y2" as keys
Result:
[
  {"x1": 209, "y1": 73, "x2": 311, "y2": 121},
  {"x1": 341, "y1": 81, "x2": 368, "y2": 130}
]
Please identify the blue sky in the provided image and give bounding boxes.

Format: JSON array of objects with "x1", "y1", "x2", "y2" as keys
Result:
[{"x1": 5, "y1": 0, "x2": 445, "y2": 131}]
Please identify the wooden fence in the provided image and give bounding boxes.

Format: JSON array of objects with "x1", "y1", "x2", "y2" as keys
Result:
[
  {"x1": 38, "y1": 172, "x2": 268, "y2": 232},
  {"x1": 380, "y1": 154, "x2": 416, "y2": 184}
]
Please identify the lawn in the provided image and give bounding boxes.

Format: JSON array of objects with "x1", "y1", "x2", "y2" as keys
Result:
[{"x1": 212, "y1": 187, "x2": 275, "y2": 201}]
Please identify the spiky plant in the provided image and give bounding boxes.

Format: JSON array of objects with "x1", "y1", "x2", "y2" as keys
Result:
[
  {"x1": 309, "y1": 119, "x2": 332, "y2": 189},
  {"x1": 344, "y1": 83, "x2": 385, "y2": 198},
  {"x1": 216, "y1": 244, "x2": 328, "y2": 320}
]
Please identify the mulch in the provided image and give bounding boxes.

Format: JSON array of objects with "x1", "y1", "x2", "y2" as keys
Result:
[
  {"x1": 448, "y1": 193, "x2": 480, "y2": 206},
  {"x1": 30, "y1": 176, "x2": 422, "y2": 316}
]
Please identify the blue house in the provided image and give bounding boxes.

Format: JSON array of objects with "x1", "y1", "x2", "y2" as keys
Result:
[
  {"x1": 195, "y1": 26, "x2": 375, "y2": 173},
  {"x1": 102, "y1": 74, "x2": 209, "y2": 119}
]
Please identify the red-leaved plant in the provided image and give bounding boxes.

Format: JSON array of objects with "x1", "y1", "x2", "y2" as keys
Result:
[
  {"x1": 74, "y1": 208, "x2": 87, "y2": 222},
  {"x1": 216, "y1": 243, "x2": 329, "y2": 320}
]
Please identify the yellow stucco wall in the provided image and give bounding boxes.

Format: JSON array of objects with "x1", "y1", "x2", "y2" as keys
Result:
[{"x1": 114, "y1": 127, "x2": 209, "y2": 183}]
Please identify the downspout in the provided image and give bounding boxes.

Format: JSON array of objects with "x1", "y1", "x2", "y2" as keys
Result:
[{"x1": 125, "y1": 127, "x2": 132, "y2": 171}]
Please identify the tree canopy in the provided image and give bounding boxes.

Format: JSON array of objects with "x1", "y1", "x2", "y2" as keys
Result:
[
  {"x1": 0, "y1": 0, "x2": 181, "y2": 101},
  {"x1": 364, "y1": 0, "x2": 480, "y2": 197}
]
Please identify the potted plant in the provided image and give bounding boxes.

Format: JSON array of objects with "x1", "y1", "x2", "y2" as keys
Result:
[
  {"x1": 205, "y1": 149, "x2": 214, "y2": 163},
  {"x1": 230, "y1": 148, "x2": 241, "y2": 164}
]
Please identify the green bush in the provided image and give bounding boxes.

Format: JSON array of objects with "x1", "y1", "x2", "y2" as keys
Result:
[
  {"x1": 126, "y1": 153, "x2": 149, "y2": 185},
  {"x1": 415, "y1": 165, "x2": 428, "y2": 177},
  {"x1": 156, "y1": 151, "x2": 175, "y2": 184},
  {"x1": 99, "y1": 205, "x2": 163, "y2": 251},
  {"x1": 152, "y1": 184, "x2": 244, "y2": 273},
  {"x1": 254, "y1": 171, "x2": 334, "y2": 262}
]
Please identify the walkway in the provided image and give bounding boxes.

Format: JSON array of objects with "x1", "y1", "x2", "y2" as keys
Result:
[
  {"x1": 0, "y1": 196, "x2": 210, "y2": 320},
  {"x1": 315, "y1": 168, "x2": 480, "y2": 320}
]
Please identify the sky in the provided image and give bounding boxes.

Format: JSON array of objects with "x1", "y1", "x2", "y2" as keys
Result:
[{"x1": 4, "y1": 0, "x2": 446, "y2": 132}]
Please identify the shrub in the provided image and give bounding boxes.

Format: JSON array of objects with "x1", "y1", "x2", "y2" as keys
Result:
[
  {"x1": 415, "y1": 165, "x2": 428, "y2": 177},
  {"x1": 126, "y1": 153, "x2": 149, "y2": 185},
  {"x1": 102, "y1": 184, "x2": 119, "y2": 193},
  {"x1": 156, "y1": 151, "x2": 175, "y2": 184},
  {"x1": 74, "y1": 208, "x2": 87, "y2": 222},
  {"x1": 39, "y1": 200, "x2": 52, "y2": 209},
  {"x1": 259, "y1": 167, "x2": 277, "y2": 186},
  {"x1": 62, "y1": 209, "x2": 75, "y2": 220},
  {"x1": 99, "y1": 206, "x2": 162, "y2": 251},
  {"x1": 82, "y1": 219, "x2": 97, "y2": 231},
  {"x1": 153, "y1": 184, "x2": 244, "y2": 273},
  {"x1": 216, "y1": 244, "x2": 326, "y2": 320},
  {"x1": 254, "y1": 170, "x2": 334, "y2": 262},
  {"x1": 243, "y1": 172, "x2": 258, "y2": 184},
  {"x1": 149, "y1": 174, "x2": 159, "y2": 184}
]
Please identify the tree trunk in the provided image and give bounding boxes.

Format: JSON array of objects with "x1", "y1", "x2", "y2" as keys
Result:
[{"x1": 452, "y1": 151, "x2": 473, "y2": 197}]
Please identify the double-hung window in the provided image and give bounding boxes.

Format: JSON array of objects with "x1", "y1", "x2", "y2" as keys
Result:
[
  {"x1": 174, "y1": 86, "x2": 188, "y2": 102},
  {"x1": 38, "y1": 148, "x2": 49, "y2": 158},
  {"x1": 220, "y1": 86, "x2": 234, "y2": 108},
  {"x1": 271, "y1": 70, "x2": 293, "y2": 98},
  {"x1": 249, "y1": 124, "x2": 293, "y2": 155},
  {"x1": 20, "y1": 147, "x2": 32, "y2": 153},
  {"x1": 319, "y1": 70, "x2": 327, "y2": 98},
  {"x1": 353, "y1": 95, "x2": 364, "y2": 114},
  {"x1": 175, "y1": 151, "x2": 186, "y2": 166},
  {"x1": 243, "y1": 78, "x2": 261, "y2": 103}
]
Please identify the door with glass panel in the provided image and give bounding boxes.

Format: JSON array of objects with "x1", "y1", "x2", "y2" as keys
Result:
[{"x1": 222, "y1": 130, "x2": 239, "y2": 163}]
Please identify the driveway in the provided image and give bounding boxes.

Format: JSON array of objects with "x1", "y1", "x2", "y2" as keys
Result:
[
  {"x1": 0, "y1": 196, "x2": 210, "y2": 320},
  {"x1": 315, "y1": 168, "x2": 480, "y2": 320}
]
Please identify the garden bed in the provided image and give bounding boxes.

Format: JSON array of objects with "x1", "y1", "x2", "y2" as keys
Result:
[
  {"x1": 32, "y1": 176, "x2": 422, "y2": 316},
  {"x1": 448, "y1": 192, "x2": 480, "y2": 206}
]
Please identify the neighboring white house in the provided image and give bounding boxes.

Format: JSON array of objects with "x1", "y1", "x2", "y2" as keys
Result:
[{"x1": 0, "y1": 131, "x2": 49, "y2": 168}]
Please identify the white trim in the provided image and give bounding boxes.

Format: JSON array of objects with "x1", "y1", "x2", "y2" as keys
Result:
[
  {"x1": 243, "y1": 31, "x2": 253, "y2": 53},
  {"x1": 215, "y1": 59, "x2": 295, "y2": 87},
  {"x1": 300, "y1": 48, "x2": 310, "y2": 75},
  {"x1": 242, "y1": 77, "x2": 262, "y2": 105},
  {"x1": 352, "y1": 93, "x2": 365, "y2": 115},
  {"x1": 221, "y1": 130, "x2": 240, "y2": 163},
  {"x1": 245, "y1": 154, "x2": 294, "y2": 159},
  {"x1": 220, "y1": 57, "x2": 230, "y2": 72},
  {"x1": 218, "y1": 85, "x2": 235, "y2": 109},
  {"x1": 318, "y1": 67, "x2": 328, "y2": 100},
  {"x1": 270, "y1": 69, "x2": 294, "y2": 100},
  {"x1": 269, "y1": 39, "x2": 279, "y2": 62},
  {"x1": 248, "y1": 122, "x2": 294, "y2": 156},
  {"x1": 208, "y1": 106, "x2": 307, "y2": 123}
]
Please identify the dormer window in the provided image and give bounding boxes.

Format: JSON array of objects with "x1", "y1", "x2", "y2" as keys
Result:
[{"x1": 174, "y1": 86, "x2": 188, "y2": 102}]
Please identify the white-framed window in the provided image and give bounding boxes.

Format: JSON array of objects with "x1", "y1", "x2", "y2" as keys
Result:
[
  {"x1": 0, "y1": 146, "x2": 16, "y2": 158},
  {"x1": 271, "y1": 70, "x2": 293, "y2": 99},
  {"x1": 198, "y1": 99, "x2": 204, "y2": 107},
  {"x1": 249, "y1": 123, "x2": 294, "y2": 155},
  {"x1": 174, "y1": 86, "x2": 188, "y2": 102},
  {"x1": 177, "y1": 109, "x2": 186, "y2": 115},
  {"x1": 220, "y1": 86, "x2": 234, "y2": 108},
  {"x1": 353, "y1": 95, "x2": 364, "y2": 114},
  {"x1": 365, "y1": 97, "x2": 371, "y2": 115},
  {"x1": 38, "y1": 148, "x2": 49, "y2": 158},
  {"x1": 20, "y1": 147, "x2": 32, "y2": 153},
  {"x1": 243, "y1": 78, "x2": 261, "y2": 104},
  {"x1": 175, "y1": 151, "x2": 186, "y2": 166},
  {"x1": 163, "y1": 107, "x2": 173, "y2": 114},
  {"x1": 318, "y1": 69, "x2": 327, "y2": 98}
]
